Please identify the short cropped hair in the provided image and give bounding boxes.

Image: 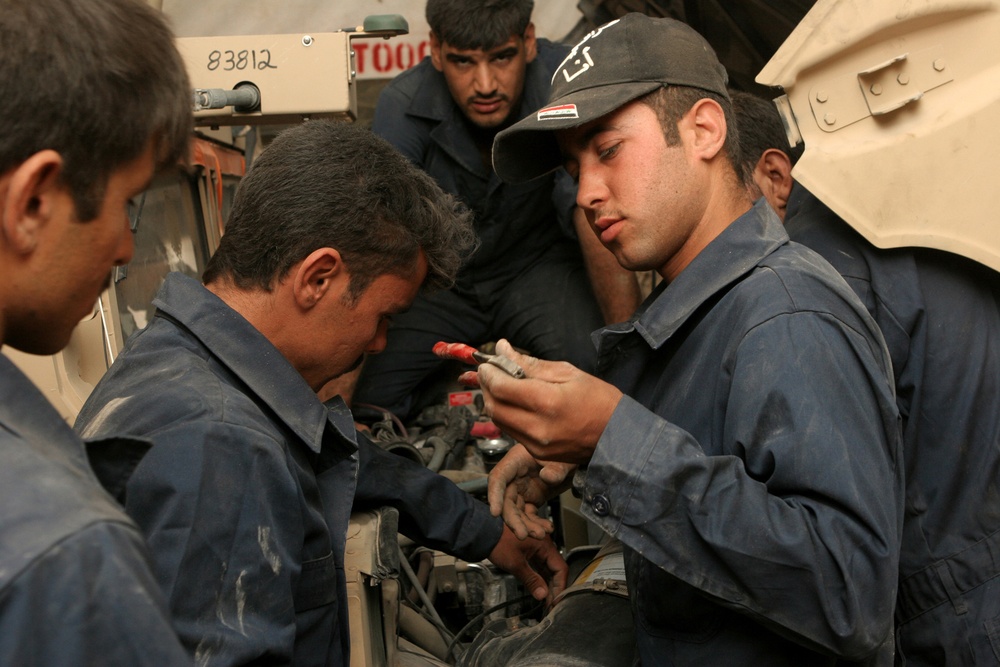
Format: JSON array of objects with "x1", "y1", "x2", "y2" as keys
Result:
[
  {"x1": 638, "y1": 85, "x2": 746, "y2": 186},
  {"x1": 730, "y1": 90, "x2": 799, "y2": 184},
  {"x1": 426, "y1": 0, "x2": 533, "y2": 51},
  {"x1": 202, "y1": 121, "x2": 477, "y2": 301},
  {"x1": 0, "y1": 0, "x2": 192, "y2": 221}
]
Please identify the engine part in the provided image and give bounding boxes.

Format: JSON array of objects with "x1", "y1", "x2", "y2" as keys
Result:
[{"x1": 459, "y1": 541, "x2": 635, "y2": 667}]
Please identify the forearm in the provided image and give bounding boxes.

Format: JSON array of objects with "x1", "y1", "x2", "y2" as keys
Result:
[{"x1": 354, "y1": 436, "x2": 503, "y2": 561}]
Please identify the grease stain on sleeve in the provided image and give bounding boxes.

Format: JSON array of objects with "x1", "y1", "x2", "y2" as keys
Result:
[{"x1": 258, "y1": 526, "x2": 282, "y2": 575}]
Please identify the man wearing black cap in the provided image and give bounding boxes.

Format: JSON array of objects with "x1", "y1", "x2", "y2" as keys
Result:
[{"x1": 479, "y1": 13, "x2": 904, "y2": 665}]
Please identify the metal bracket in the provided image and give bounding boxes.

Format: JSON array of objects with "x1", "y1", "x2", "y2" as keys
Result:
[
  {"x1": 553, "y1": 577, "x2": 631, "y2": 603},
  {"x1": 113, "y1": 192, "x2": 147, "y2": 284},
  {"x1": 808, "y1": 45, "x2": 954, "y2": 132},
  {"x1": 773, "y1": 94, "x2": 803, "y2": 149}
]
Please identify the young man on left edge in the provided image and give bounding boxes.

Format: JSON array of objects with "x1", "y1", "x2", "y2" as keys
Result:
[{"x1": 0, "y1": 0, "x2": 192, "y2": 663}]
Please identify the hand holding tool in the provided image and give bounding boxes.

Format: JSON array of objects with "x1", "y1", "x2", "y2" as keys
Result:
[{"x1": 432, "y1": 341, "x2": 526, "y2": 378}]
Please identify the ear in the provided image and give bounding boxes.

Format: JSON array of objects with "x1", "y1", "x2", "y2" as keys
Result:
[
  {"x1": 523, "y1": 22, "x2": 537, "y2": 64},
  {"x1": 754, "y1": 149, "x2": 794, "y2": 220},
  {"x1": 685, "y1": 98, "x2": 727, "y2": 163},
  {"x1": 430, "y1": 31, "x2": 444, "y2": 72},
  {"x1": 1, "y1": 150, "x2": 66, "y2": 255},
  {"x1": 291, "y1": 247, "x2": 348, "y2": 311}
]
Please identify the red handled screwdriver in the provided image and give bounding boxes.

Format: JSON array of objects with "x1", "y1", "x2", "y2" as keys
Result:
[{"x1": 432, "y1": 341, "x2": 526, "y2": 378}]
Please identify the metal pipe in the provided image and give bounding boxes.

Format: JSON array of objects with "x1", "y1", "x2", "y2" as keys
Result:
[
  {"x1": 424, "y1": 436, "x2": 449, "y2": 472},
  {"x1": 398, "y1": 545, "x2": 451, "y2": 638},
  {"x1": 193, "y1": 84, "x2": 260, "y2": 112},
  {"x1": 398, "y1": 605, "x2": 450, "y2": 661}
]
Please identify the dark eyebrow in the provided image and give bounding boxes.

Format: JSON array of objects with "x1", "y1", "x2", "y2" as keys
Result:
[
  {"x1": 445, "y1": 52, "x2": 473, "y2": 63},
  {"x1": 489, "y1": 47, "x2": 518, "y2": 60}
]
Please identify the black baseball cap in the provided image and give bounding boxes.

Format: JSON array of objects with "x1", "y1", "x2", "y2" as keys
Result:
[{"x1": 492, "y1": 13, "x2": 729, "y2": 183}]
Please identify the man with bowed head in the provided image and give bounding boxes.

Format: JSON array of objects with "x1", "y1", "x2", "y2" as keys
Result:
[
  {"x1": 480, "y1": 13, "x2": 904, "y2": 665},
  {"x1": 75, "y1": 119, "x2": 567, "y2": 666}
]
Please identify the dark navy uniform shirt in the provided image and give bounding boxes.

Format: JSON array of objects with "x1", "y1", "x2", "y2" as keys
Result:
[
  {"x1": 786, "y1": 187, "x2": 1000, "y2": 666},
  {"x1": 372, "y1": 39, "x2": 578, "y2": 300},
  {"x1": 0, "y1": 356, "x2": 189, "y2": 666},
  {"x1": 579, "y1": 201, "x2": 903, "y2": 665},
  {"x1": 75, "y1": 273, "x2": 502, "y2": 667}
]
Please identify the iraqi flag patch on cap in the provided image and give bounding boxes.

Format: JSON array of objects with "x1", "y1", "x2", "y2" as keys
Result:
[{"x1": 537, "y1": 104, "x2": 578, "y2": 121}]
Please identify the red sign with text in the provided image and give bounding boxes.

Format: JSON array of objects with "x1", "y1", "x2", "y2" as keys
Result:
[{"x1": 355, "y1": 37, "x2": 431, "y2": 79}]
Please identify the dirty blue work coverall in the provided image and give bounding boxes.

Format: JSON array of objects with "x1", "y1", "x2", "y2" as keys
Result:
[
  {"x1": 579, "y1": 201, "x2": 904, "y2": 665},
  {"x1": 355, "y1": 39, "x2": 604, "y2": 418},
  {"x1": 0, "y1": 356, "x2": 189, "y2": 666},
  {"x1": 786, "y1": 187, "x2": 1000, "y2": 666},
  {"x1": 75, "y1": 273, "x2": 503, "y2": 667}
]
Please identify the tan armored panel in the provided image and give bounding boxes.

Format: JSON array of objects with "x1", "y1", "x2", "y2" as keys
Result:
[{"x1": 757, "y1": 0, "x2": 1000, "y2": 271}]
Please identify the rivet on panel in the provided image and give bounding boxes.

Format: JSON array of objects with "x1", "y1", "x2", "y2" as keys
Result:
[
  {"x1": 302, "y1": 35, "x2": 314, "y2": 46},
  {"x1": 897, "y1": 73, "x2": 910, "y2": 85},
  {"x1": 823, "y1": 113, "x2": 837, "y2": 126},
  {"x1": 870, "y1": 83, "x2": 883, "y2": 95},
  {"x1": 933, "y1": 59, "x2": 947, "y2": 72},
  {"x1": 815, "y1": 90, "x2": 829, "y2": 103}
]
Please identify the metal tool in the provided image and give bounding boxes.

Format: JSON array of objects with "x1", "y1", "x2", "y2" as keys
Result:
[{"x1": 432, "y1": 341, "x2": 526, "y2": 378}]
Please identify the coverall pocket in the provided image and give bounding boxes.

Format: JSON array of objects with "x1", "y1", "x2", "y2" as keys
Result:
[
  {"x1": 985, "y1": 613, "x2": 1000, "y2": 663},
  {"x1": 627, "y1": 549, "x2": 723, "y2": 643},
  {"x1": 293, "y1": 552, "x2": 338, "y2": 612}
]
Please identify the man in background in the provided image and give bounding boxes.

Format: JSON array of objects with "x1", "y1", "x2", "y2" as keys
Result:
[
  {"x1": 76, "y1": 120, "x2": 567, "y2": 667},
  {"x1": 353, "y1": 0, "x2": 640, "y2": 419},
  {"x1": 731, "y1": 89, "x2": 797, "y2": 220},
  {"x1": 734, "y1": 87, "x2": 1000, "y2": 666}
]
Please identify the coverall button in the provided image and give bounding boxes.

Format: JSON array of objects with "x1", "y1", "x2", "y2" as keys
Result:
[{"x1": 592, "y1": 494, "x2": 610, "y2": 517}]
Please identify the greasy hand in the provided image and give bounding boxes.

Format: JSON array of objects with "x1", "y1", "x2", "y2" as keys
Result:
[
  {"x1": 488, "y1": 444, "x2": 575, "y2": 539},
  {"x1": 477, "y1": 339, "x2": 623, "y2": 465},
  {"x1": 488, "y1": 524, "x2": 568, "y2": 602}
]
